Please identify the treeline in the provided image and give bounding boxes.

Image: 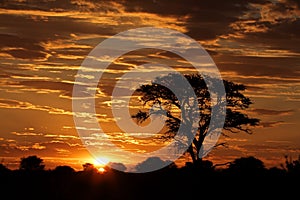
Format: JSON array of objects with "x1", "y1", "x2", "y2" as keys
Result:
[{"x1": 0, "y1": 155, "x2": 299, "y2": 200}]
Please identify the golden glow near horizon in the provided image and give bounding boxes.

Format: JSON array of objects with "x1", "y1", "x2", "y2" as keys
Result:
[
  {"x1": 0, "y1": 0, "x2": 300, "y2": 170},
  {"x1": 98, "y1": 167, "x2": 106, "y2": 173}
]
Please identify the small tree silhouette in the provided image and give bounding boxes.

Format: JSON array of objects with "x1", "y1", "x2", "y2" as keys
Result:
[
  {"x1": 283, "y1": 155, "x2": 300, "y2": 175},
  {"x1": 227, "y1": 156, "x2": 266, "y2": 174},
  {"x1": 0, "y1": 163, "x2": 10, "y2": 174},
  {"x1": 53, "y1": 165, "x2": 75, "y2": 176},
  {"x1": 132, "y1": 73, "x2": 259, "y2": 166},
  {"x1": 19, "y1": 155, "x2": 45, "y2": 171},
  {"x1": 135, "y1": 157, "x2": 173, "y2": 172}
]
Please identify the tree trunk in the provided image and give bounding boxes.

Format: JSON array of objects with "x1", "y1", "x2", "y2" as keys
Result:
[
  {"x1": 188, "y1": 145, "x2": 197, "y2": 164},
  {"x1": 195, "y1": 133, "x2": 205, "y2": 160}
]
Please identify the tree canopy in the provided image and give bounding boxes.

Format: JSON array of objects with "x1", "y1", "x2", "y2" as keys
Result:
[
  {"x1": 19, "y1": 155, "x2": 45, "y2": 171},
  {"x1": 132, "y1": 73, "x2": 259, "y2": 165}
]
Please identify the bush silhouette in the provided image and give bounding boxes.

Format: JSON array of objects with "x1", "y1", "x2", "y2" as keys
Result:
[
  {"x1": 0, "y1": 163, "x2": 10, "y2": 174},
  {"x1": 284, "y1": 155, "x2": 300, "y2": 175},
  {"x1": 53, "y1": 165, "x2": 75, "y2": 176},
  {"x1": 226, "y1": 156, "x2": 266, "y2": 175},
  {"x1": 19, "y1": 155, "x2": 45, "y2": 171}
]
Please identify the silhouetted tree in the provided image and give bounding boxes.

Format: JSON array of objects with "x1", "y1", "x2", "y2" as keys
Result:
[
  {"x1": 267, "y1": 167, "x2": 286, "y2": 177},
  {"x1": 53, "y1": 165, "x2": 75, "y2": 176},
  {"x1": 135, "y1": 157, "x2": 173, "y2": 172},
  {"x1": 19, "y1": 155, "x2": 45, "y2": 171},
  {"x1": 184, "y1": 159, "x2": 214, "y2": 173},
  {"x1": 132, "y1": 73, "x2": 259, "y2": 166},
  {"x1": 283, "y1": 155, "x2": 300, "y2": 175},
  {"x1": 0, "y1": 163, "x2": 10, "y2": 174},
  {"x1": 227, "y1": 156, "x2": 266, "y2": 174}
]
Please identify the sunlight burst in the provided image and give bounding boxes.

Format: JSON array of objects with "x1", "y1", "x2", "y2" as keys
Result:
[
  {"x1": 93, "y1": 157, "x2": 110, "y2": 166},
  {"x1": 98, "y1": 167, "x2": 106, "y2": 173}
]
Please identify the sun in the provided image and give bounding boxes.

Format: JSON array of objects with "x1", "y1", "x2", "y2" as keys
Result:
[
  {"x1": 93, "y1": 158, "x2": 109, "y2": 173},
  {"x1": 84, "y1": 156, "x2": 110, "y2": 173},
  {"x1": 98, "y1": 167, "x2": 106, "y2": 173}
]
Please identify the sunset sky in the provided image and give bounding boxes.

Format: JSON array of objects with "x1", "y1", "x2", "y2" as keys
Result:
[{"x1": 0, "y1": 0, "x2": 300, "y2": 171}]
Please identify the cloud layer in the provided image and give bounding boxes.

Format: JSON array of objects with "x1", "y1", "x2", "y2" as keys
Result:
[{"x1": 0, "y1": 0, "x2": 299, "y2": 168}]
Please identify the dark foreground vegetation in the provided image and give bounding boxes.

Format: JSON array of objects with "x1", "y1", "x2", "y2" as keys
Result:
[{"x1": 0, "y1": 155, "x2": 299, "y2": 200}]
